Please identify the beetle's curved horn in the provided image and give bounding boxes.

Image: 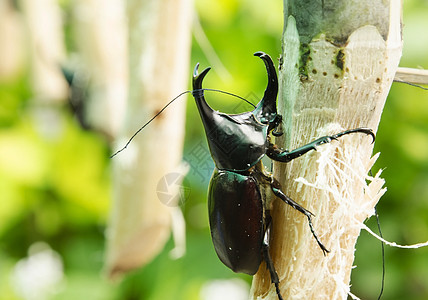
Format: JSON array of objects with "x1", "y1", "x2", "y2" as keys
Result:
[
  {"x1": 192, "y1": 63, "x2": 217, "y2": 140},
  {"x1": 253, "y1": 52, "x2": 278, "y2": 124},
  {"x1": 193, "y1": 63, "x2": 211, "y2": 92}
]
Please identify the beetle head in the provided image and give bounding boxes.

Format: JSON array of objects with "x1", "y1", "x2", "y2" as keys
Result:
[{"x1": 191, "y1": 52, "x2": 279, "y2": 171}]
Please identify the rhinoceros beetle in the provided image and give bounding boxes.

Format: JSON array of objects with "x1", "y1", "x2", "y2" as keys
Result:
[
  {"x1": 111, "y1": 51, "x2": 375, "y2": 300},
  {"x1": 191, "y1": 52, "x2": 375, "y2": 300}
]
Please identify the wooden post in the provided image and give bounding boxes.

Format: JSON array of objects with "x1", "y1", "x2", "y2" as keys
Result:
[
  {"x1": 251, "y1": 0, "x2": 402, "y2": 299},
  {"x1": 105, "y1": 0, "x2": 192, "y2": 277}
]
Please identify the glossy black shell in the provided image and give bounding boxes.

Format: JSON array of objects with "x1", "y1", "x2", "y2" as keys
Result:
[
  {"x1": 192, "y1": 52, "x2": 279, "y2": 276},
  {"x1": 208, "y1": 169, "x2": 264, "y2": 275}
]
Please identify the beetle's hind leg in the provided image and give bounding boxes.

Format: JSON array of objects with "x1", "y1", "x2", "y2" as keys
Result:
[
  {"x1": 270, "y1": 182, "x2": 329, "y2": 255},
  {"x1": 262, "y1": 213, "x2": 284, "y2": 300}
]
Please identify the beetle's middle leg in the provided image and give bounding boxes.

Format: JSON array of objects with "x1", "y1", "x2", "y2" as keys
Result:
[{"x1": 270, "y1": 180, "x2": 329, "y2": 255}]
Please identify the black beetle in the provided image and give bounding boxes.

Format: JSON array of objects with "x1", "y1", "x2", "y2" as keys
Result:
[{"x1": 191, "y1": 52, "x2": 375, "y2": 300}]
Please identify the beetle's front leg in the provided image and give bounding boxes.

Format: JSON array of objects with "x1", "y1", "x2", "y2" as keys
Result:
[
  {"x1": 267, "y1": 127, "x2": 375, "y2": 163},
  {"x1": 270, "y1": 179, "x2": 329, "y2": 255}
]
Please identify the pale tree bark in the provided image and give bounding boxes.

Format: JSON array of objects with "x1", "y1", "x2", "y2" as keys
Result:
[
  {"x1": 73, "y1": 0, "x2": 128, "y2": 138},
  {"x1": 20, "y1": 0, "x2": 68, "y2": 103},
  {"x1": 251, "y1": 1, "x2": 402, "y2": 299},
  {"x1": 105, "y1": 0, "x2": 192, "y2": 277},
  {"x1": 395, "y1": 67, "x2": 428, "y2": 85},
  {"x1": 0, "y1": 1, "x2": 25, "y2": 81}
]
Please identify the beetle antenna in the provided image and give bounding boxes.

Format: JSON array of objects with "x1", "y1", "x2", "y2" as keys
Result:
[
  {"x1": 202, "y1": 88, "x2": 256, "y2": 108},
  {"x1": 110, "y1": 89, "x2": 256, "y2": 158},
  {"x1": 110, "y1": 90, "x2": 190, "y2": 158}
]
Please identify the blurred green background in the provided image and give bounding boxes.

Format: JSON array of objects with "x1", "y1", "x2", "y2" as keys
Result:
[{"x1": 1, "y1": 0, "x2": 427, "y2": 299}]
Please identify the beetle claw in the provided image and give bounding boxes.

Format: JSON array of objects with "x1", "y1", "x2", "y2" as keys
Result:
[{"x1": 272, "y1": 129, "x2": 283, "y2": 137}]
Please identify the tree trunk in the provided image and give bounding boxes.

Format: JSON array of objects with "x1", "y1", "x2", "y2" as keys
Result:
[
  {"x1": 21, "y1": 0, "x2": 68, "y2": 103},
  {"x1": 105, "y1": 0, "x2": 192, "y2": 278},
  {"x1": 251, "y1": 0, "x2": 402, "y2": 299},
  {"x1": 73, "y1": 0, "x2": 128, "y2": 138}
]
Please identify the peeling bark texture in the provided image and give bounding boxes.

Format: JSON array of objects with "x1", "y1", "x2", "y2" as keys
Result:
[
  {"x1": 251, "y1": 0, "x2": 402, "y2": 299},
  {"x1": 105, "y1": 0, "x2": 192, "y2": 278}
]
